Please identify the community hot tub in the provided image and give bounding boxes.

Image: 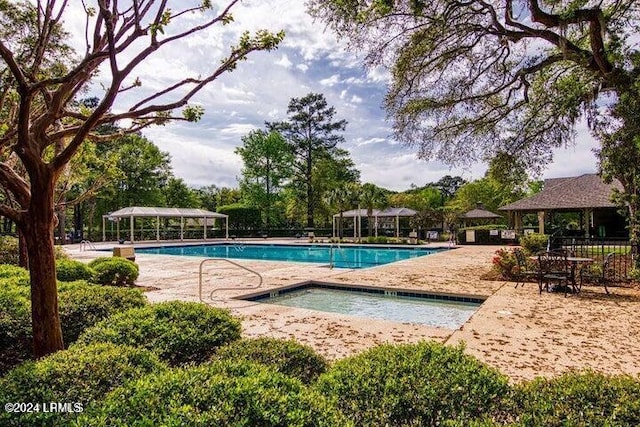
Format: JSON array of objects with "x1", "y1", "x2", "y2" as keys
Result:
[{"x1": 239, "y1": 282, "x2": 485, "y2": 329}]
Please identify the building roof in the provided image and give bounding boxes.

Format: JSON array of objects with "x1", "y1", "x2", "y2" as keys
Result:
[
  {"x1": 460, "y1": 205, "x2": 502, "y2": 219},
  {"x1": 333, "y1": 207, "x2": 417, "y2": 218},
  {"x1": 499, "y1": 174, "x2": 622, "y2": 211},
  {"x1": 106, "y1": 207, "x2": 227, "y2": 218}
]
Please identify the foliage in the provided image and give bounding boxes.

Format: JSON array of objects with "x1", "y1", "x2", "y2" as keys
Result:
[
  {"x1": 90, "y1": 257, "x2": 139, "y2": 286},
  {"x1": 164, "y1": 177, "x2": 202, "y2": 208},
  {"x1": 58, "y1": 283, "x2": 147, "y2": 344},
  {"x1": 0, "y1": 280, "x2": 146, "y2": 373},
  {"x1": 0, "y1": 343, "x2": 167, "y2": 427},
  {"x1": 0, "y1": 264, "x2": 30, "y2": 286},
  {"x1": 519, "y1": 233, "x2": 549, "y2": 255},
  {"x1": 511, "y1": 370, "x2": 640, "y2": 426},
  {"x1": 0, "y1": 235, "x2": 19, "y2": 265},
  {"x1": 217, "y1": 203, "x2": 262, "y2": 230},
  {"x1": 236, "y1": 129, "x2": 293, "y2": 228},
  {"x1": 365, "y1": 236, "x2": 389, "y2": 244},
  {"x1": 86, "y1": 256, "x2": 112, "y2": 269},
  {"x1": 213, "y1": 337, "x2": 329, "y2": 384},
  {"x1": 268, "y1": 93, "x2": 349, "y2": 228},
  {"x1": 75, "y1": 360, "x2": 350, "y2": 427},
  {"x1": 491, "y1": 249, "x2": 518, "y2": 280},
  {"x1": 315, "y1": 342, "x2": 510, "y2": 426},
  {"x1": 76, "y1": 301, "x2": 241, "y2": 366},
  {"x1": 56, "y1": 259, "x2": 94, "y2": 282}
]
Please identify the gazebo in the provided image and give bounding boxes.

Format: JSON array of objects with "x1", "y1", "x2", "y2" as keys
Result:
[
  {"x1": 459, "y1": 203, "x2": 502, "y2": 227},
  {"x1": 102, "y1": 207, "x2": 229, "y2": 242},
  {"x1": 332, "y1": 207, "x2": 417, "y2": 239}
]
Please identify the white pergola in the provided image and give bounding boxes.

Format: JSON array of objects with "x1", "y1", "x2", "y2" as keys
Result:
[
  {"x1": 332, "y1": 207, "x2": 417, "y2": 239},
  {"x1": 102, "y1": 207, "x2": 228, "y2": 242}
]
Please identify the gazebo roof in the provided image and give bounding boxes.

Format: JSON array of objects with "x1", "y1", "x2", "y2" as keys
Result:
[
  {"x1": 106, "y1": 206, "x2": 227, "y2": 218},
  {"x1": 333, "y1": 207, "x2": 417, "y2": 218},
  {"x1": 460, "y1": 203, "x2": 502, "y2": 219},
  {"x1": 499, "y1": 174, "x2": 622, "y2": 211}
]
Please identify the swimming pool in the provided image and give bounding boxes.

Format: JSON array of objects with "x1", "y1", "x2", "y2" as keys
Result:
[
  {"x1": 135, "y1": 243, "x2": 446, "y2": 269},
  {"x1": 242, "y1": 282, "x2": 482, "y2": 329}
]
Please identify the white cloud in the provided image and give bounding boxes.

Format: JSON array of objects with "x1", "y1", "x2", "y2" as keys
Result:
[
  {"x1": 319, "y1": 74, "x2": 341, "y2": 87},
  {"x1": 275, "y1": 54, "x2": 293, "y2": 68},
  {"x1": 296, "y1": 63, "x2": 309, "y2": 72}
]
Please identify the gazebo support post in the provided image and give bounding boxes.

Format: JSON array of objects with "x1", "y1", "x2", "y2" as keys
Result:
[
  {"x1": 537, "y1": 211, "x2": 545, "y2": 235},
  {"x1": 156, "y1": 215, "x2": 160, "y2": 241},
  {"x1": 102, "y1": 216, "x2": 106, "y2": 242},
  {"x1": 225, "y1": 217, "x2": 229, "y2": 240},
  {"x1": 396, "y1": 215, "x2": 399, "y2": 239},
  {"x1": 180, "y1": 216, "x2": 184, "y2": 241},
  {"x1": 204, "y1": 217, "x2": 207, "y2": 240},
  {"x1": 374, "y1": 215, "x2": 378, "y2": 237},
  {"x1": 130, "y1": 215, "x2": 134, "y2": 243}
]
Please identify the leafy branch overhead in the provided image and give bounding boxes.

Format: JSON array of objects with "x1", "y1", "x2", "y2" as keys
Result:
[{"x1": 309, "y1": 0, "x2": 638, "y2": 172}]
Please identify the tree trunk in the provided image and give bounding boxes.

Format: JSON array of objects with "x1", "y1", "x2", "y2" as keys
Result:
[
  {"x1": 628, "y1": 202, "x2": 640, "y2": 269},
  {"x1": 17, "y1": 229, "x2": 29, "y2": 269},
  {"x1": 23, "y1": 176, "x2": 64, "y2": 358}
]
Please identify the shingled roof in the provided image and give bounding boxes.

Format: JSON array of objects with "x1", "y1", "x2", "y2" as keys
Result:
[
  {"x1": 499, "y1": 174, "x2": 622, "y2": 211},
  {"x1": 460, "y1": 203, "x2": 502, "y2": 219}
]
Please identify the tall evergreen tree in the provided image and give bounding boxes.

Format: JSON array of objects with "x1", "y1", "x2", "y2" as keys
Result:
[{"x1": 268, "y1": 93, "x2": 347, "y2": 228}]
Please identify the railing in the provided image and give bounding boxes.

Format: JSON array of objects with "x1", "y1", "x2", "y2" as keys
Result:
[
  {"x1": 555, "y1": 237, "x2": 636, "y2": 280},
  {"x1": 79, "y1": 240, "x2": 96, "y2": 251},
  {"x1": 198, "y1": 258, "x2": 263, "y2": 303}
]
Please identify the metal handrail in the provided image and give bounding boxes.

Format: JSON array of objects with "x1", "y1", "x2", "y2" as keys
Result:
[
  {"x1": 79, "y1": 240, "x2": 96, "y2": 251},
  {"x1": 198, "y1": 258, "x2": 263, "y2": 302}
]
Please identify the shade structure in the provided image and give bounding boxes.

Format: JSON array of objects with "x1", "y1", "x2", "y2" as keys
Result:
[
  {"x1": 332, "y1": 207, "x2": 417, "y2": 238},
  {"x1": 102, "y1": 207, "x2": 228, "y2": 242}
]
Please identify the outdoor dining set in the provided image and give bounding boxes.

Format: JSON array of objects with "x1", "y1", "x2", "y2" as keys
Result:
[{"x1": 514, "y1": 248, "x2": 616, "y2": 296}]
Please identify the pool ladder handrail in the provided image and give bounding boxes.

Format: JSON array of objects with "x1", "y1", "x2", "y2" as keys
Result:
[
  {"x1": 198, "y1": 258, "x2": 263, "y2": 302},
  {"x1": 79, "y1": 240, "x2": 96, "y2": 251}
]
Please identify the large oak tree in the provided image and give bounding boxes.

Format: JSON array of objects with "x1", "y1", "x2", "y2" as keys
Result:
[
  {"x1": 0, "y1": 0, "x2": 282, "y2": 357},
  {"x1": 310, "y1": 0, "x2": 640, "y2": 260}
]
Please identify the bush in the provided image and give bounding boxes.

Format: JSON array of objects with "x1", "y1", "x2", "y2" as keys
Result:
[
  {"x1": 0, "y1": 264, "x2": 30, "y2": 286},
  {"x1": 76, "y1": 360, "x2": 349, "y2": 427},
  {"x1": 491, "y1": 248, "x2": 518, "y2": 280},
  {"x1": 518, "y1": 233, "x2": 548, "y2": 255},
  {"x1": 76, "y1": 301, "x2": 241, "y2": 366},
  {"x1": 315, "y1": 342, "x2": 510, "y2": 426},
  {"x1": 56, "y1": 259, "x2": 94, "y2": 282},
  {"x1": 90, "y1": 257, "x2": 139, "y2": 286},
  {"x1": 0, "y1": 286, "x2": 31, "y2": 373},
  {"x1": 0, "y1": 343, "x2": 167, "y2": 427},
  {"x1": 87, "y1": 256, "x2": 113, "y2": 269},
  {"x1": 213, "y1": 337, "x2": 329, "y2": 384},
  {"x1": 0, "y1": 235, "x2": 19, "y2": 265},
  {"x1": 58, "y1": 283, "x2": 147, "y2": 344},
  {"x1": 0, "y1": 282, "x2": 146, "y2": 374},
  {"x1": 511, "y1": 370, "x2": 640, "y2": 426}
]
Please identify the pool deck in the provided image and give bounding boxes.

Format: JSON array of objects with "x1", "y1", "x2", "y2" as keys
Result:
[{"x1": 68, "y1": 239, "x2": 640, "y2": 382}]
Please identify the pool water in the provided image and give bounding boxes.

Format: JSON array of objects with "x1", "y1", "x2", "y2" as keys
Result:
[
  {"x1": 135, "y1": 243, "x2": 445, "y2": 269},
  {"x1": 253, "y1": 287, "x2": 481, "y2": 329}
]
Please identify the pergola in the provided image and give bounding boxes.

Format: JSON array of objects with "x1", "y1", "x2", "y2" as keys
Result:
[
  {"x1": 332, "y1": 207, "x2": 417, "y2": 239},
  {"x1": 102, "y1": 207, "x2": 228, "y2": 242}
]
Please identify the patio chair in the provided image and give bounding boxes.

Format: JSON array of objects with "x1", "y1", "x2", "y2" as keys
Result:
[
  {"x1": 580, "y1": 253, "x2": 616, "y2": 295},
  {"x1": 513, "y1": 248, "x2": 538, "y2": 288},
  {"x1": 538, "y1": 251, "x2": 573, "y2": 296}
]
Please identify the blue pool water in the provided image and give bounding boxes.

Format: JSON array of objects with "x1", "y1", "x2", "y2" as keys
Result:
[
  {"x1": 135, "y1": 243, "x2": 445, "y2": 268},
  {"x1": 251, "y1": 286, "x2": 481, "y2": 329}
]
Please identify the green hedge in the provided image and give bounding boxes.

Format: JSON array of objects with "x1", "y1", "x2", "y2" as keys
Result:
[
  {"x1": 0, "y1": 235, "x2": 20, "y2": 265},
  {"x1": 0, "y1": 343, "x2": 167, "y2": 427},
  {"x1": 511, "y1": 370, "x2": 640, "y2": 426},
  {"x1": 0, "y1": 264, "x2": 30, "y2": 286},
  {"x1": 213, "y1": 337, "x2": 329, "y2": 384},
  {"x1": 0, "y1": 280, "x2": 147, "y2": 374},
  {"x1": 518, "y1": 233, "x2": 549, "y2": 255},
  {"x1": 315, "y1": 342, "x2": 510, "y2": 426},
  {"x1": 90, "y1": 257, "x2": 139, "y2": 286},
  {"x1": 75, "y1": 360, "x2": 350, "y2": 427},
  {"x1": 56, "y1": 259, "x2": 94, "y2": 282},
  {"x1": 76, "y1": 301, "x2": 242, "y2": 366}
]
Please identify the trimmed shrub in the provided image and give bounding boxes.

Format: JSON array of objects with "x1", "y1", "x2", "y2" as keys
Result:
[
  {"x1": 55, "y1": 245, "x2": 70, "y2": 260},
  {"x1": 491, "y1": 248, "x2": 518, "y2": 280},
  {"x1": 0, "y1": 282, "x2": 147, "y2": 374},
  {"x1": 0, "y1": 235, "x2": 19, "y2": 265},
  {"x1": 0, "y1": 264, "x2": 30, "y2": 286},
  {"x1": 518, "y1": 233, "x2": 548, "y2": 255},
  {"x1": 56, "y1": 259, "x2": 94, "y2": 282},
  {"x1": 87, "y1": 256, "x2": 113, "y2": 269},
  {"x1": 0, "y1": 343, "x2": 167, "y2": 427},
  {"x1": 76, "y1": 301, "x2": 242, "y2": 366},
  {"x1": 315, "y1": 342, "x2": 510, "y2": 426},
  {"x1": 0, "y1": 286, "x2": 31, "y2": 373},
  {"x1": 511, "y1": 370, "x2": 640, "y2": 426},
  {"x1": 213, "y1": 337, "x2": 329, "y2": 384},
  {"x1": 76, "y1": 360, "x2": 350, "y2": 426},
  {"x1": 91, "y1": 257, "x2": 139, "y2": 286},
  {"x1": 59, "y1": 283, "x2": 147, "y2": 344}
]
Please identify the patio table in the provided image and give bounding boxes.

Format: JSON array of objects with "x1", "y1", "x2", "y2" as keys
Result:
[{"x1": 529, "y1": 255, "x2": 593, "y2": 293}]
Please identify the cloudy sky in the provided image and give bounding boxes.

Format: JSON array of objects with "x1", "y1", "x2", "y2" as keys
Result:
[{"x1": 76, "y1": 1, "x2": 600, "y2": 191}]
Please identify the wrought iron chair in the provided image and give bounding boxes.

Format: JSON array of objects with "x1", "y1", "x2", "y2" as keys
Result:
[
  {"x1": 538, "y1": 251, "x2": 573, "y2": 296},
  {"x1": 513, "y1": 248, "x2": 538, "y2": 288}
]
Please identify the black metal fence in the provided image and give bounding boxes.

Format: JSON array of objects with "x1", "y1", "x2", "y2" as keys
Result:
[{"x1": 554, "y1": 237, "x2": 636, "y2": 280}]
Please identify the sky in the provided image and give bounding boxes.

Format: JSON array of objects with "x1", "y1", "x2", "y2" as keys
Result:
[{"x1": 72, "y1": 1, "x2": 600, "y2": 192}]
